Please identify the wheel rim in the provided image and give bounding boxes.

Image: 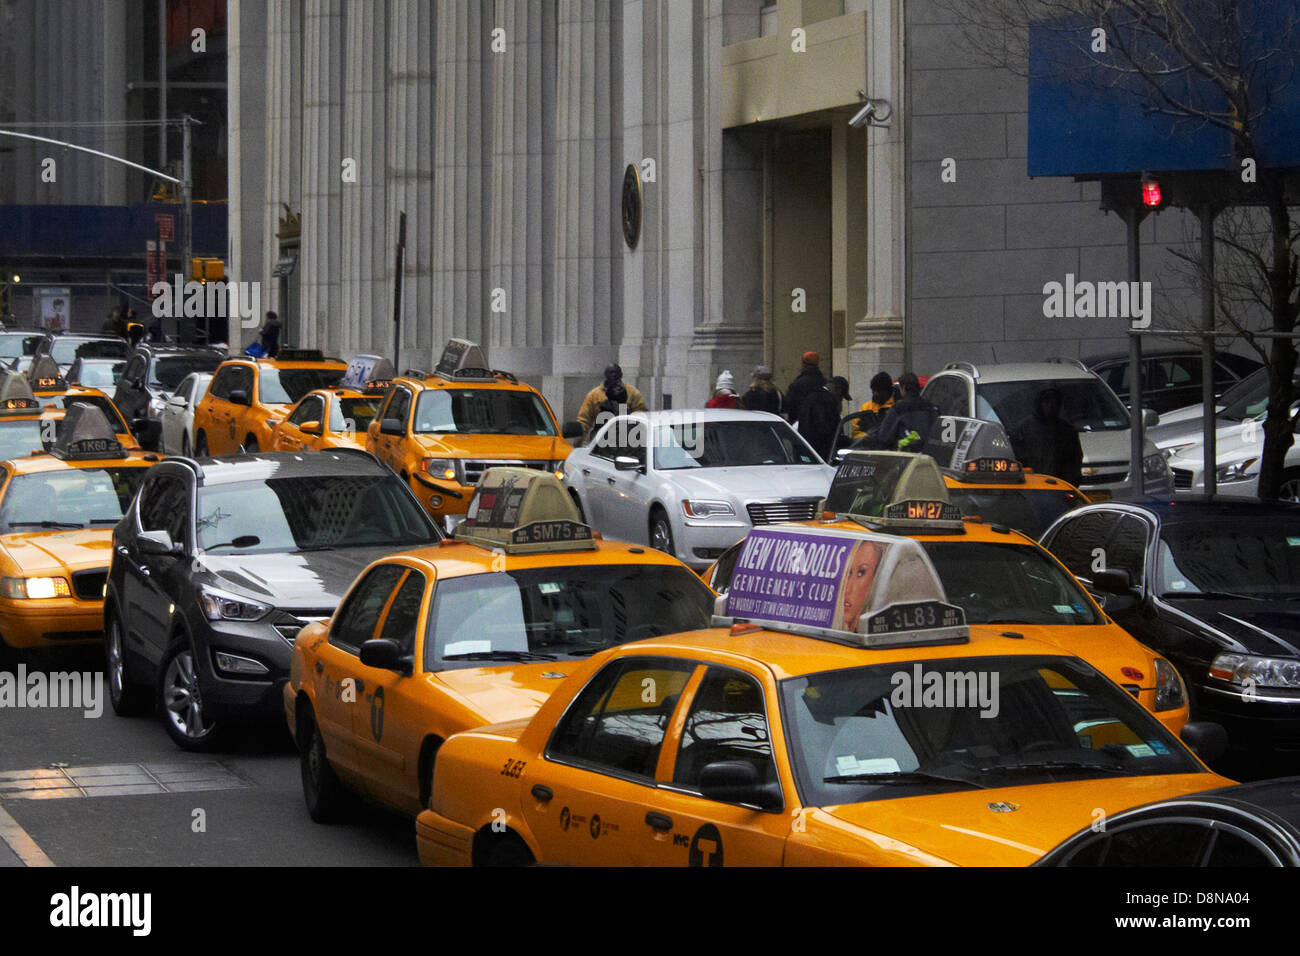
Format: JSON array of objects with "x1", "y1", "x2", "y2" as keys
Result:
[
  {"x1": 1282, "y1": 478, "x2": 1300, "y2": 502},
  {"x1": 107, "y1": 619, "x2": 124, "y2": 698},
  {"x1": 651, "y1": 519, "x2": 672, "y2": 553},
  {"x1": 163, "y1": 649, "x2": 211, "y2": 739}
]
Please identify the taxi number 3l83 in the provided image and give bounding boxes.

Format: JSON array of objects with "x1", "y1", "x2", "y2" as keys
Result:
[{"x1": 890, "y1": 605, "x2": 937, "y2": 630}]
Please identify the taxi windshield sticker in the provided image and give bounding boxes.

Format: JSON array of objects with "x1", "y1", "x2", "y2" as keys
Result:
[{"x1": 825, "y1": 457, "x2": 911, "y2": 518}]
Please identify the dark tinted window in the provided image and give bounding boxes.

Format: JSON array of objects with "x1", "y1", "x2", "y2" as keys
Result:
[
  {"x1": 378, "y1": 570, "x2": 426, "y2": 656},
  {"x1": 547, "y1": 658, "x2": 696, "y2": 780},
  {"x1": 413, "y1": 388, "x2": 557, "y2": 436},
  {"x1": 331, "y1": 564, "x2": 406, "y2": 651},
  {"x1": 673, "y1": 668, "x2": 776, "y2": 801},
  {"x1": 287, "y1": 396, "x2": 325, "y2": 426},
  {"x1": 919, "y1": 541, "x2": 1102, "y2": 625},
  {"x1": 138, "y1": 474, "x2": 188, "y2": 544},
  {"x1": 149, "y1": 354, "x2": 224, "y2": 389},
  {"x1": 1105, "y1": 515, "x2": 1151, "y2": 583},
  {"x1": 924, "y1": 376, "x2": 969, "y2": 417},
  {"x1": 708, "y1": 541, "x2": 745, "y2": 593},
  {"x1": 946, "y1": 487, "x2": 1086, "y2": 538},
  {"x1": 653, "y1": 420, "x2": 819, "y2": 469},
  {"x1": 978, "y1": 378, "x2": 1129, "y2": 432},
  {"x1": 1157, "y1": 516, "x2": 1300, "y2": 598},
  {"x1": 1043, "y1": 510, "x2": 1120, "y2": 580},
  {"x1": 258, "y1": 366, "x2": 345, "y2": 404},
  {"x1": 384, "y1": 387, "x2": 412, "y2": 428},
  {"x1": 53, "y1": 338, "x2": 128, "y2": 364},
  {"x1": 208, "y1": 367, "x2": 235, "y2": 400}
]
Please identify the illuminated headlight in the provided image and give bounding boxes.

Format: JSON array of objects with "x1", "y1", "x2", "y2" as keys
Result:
[
  {"x1": 1215, "y1": 458, "x2": 1258, "y2": 484},
  {"x1": 213, "y1": 651, "x2": 270, "y2": 676},
  {"x1": 198, "y1": 586, "x2": 271, "y2": 622},
  {"x1": 0, "y1": 576, "x2": 71, "y2": 599},
  {"x1": 1153, "y1": 657, "x2": 1186, "y2": 711},
  {"x1": 682, "y1": 499, "x2": 735, "y2": 518},
  {"x1": 1142, "y1": 453, "x2": 1170, "y2": 481},
  {"x1": 421, "y1": 458, "x2": 461, "y2": 483},
  {"x1": 550, "y1": 460, "x2": 568, "y2": 481},
  {"x1": 1209, "y1": 652, "x2": 1300, "y2": 690}
]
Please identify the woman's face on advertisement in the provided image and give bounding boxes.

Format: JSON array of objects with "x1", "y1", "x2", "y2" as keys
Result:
[{"x1": 842, "y1": 542, "x2": 883, "y2": 628}]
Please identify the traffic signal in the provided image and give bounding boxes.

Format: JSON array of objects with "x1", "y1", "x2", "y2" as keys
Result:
[{"x1": 190, "y1": 258, "x2": 225, "y2": 283}]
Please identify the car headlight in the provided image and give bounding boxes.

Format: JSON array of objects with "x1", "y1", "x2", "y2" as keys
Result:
[
  {"x1": 198, "y1": 585, "x2": 271, "y2": 622},
  {"x1": 0, "y1": 576, "x2": 71, "y2": 599},
  {"x1": 1153, "y1": 657, "x2": 1186, "y2": 711},
  {"x1": 420, "y1": 458, "x2": 461, "y2": 483},
  {"x1": 1142, "y1": 453, "x2": 1169, "y2": 481},
  {"x1": 681, "y1": 499, "x2": 735, "y2": 518},
  {"x1": 550, "y1": 459, "x2": 568, "y2": 481},
  {"x1": 213, "y1": 651, "x2": 270, "y2": 676},
  {"x1": 1209, "y1": 652, "x2": 1300, "y2": 690},
  {"x1": 1215, "y1": 458, "x2": 1258, "y2": 484}
]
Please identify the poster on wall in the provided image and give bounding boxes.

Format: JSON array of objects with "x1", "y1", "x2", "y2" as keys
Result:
[{"x1": 34, "y1": 287, "x2": 72, "y2": 331}]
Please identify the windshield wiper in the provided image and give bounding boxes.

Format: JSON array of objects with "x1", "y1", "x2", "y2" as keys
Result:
[
  {"x1": 1161, "y1": 590, "x2": 1262, "y2": 602},
  {"x1": 442, "y1": 650, "x2": 558, "y2": 662},
  {"x1": 978, "y1": 759, "x2": 1133, "y2": 775},
  {"x1": 823, "y1": 769, "x2": 984, "y2": 789},
  {"x1": 293, "y1": 544, "x2": 336, "y2": 553},
  {"x1": 6, "y1": 519, "x2": 82, "y2": 529}
]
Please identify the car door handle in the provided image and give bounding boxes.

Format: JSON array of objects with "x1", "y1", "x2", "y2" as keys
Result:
[
  {"x1": 531, "y1": 784, "x2": 553, "y2": 802},
  {"x1": 607, "y1": 478, "x2": 616, "y2": 485},
  {"x1": 582, "y1": 469, "x2": 590, "y2": 476},
  {"x1": 314, "y1": 661, "x2": 323, "y2": 674},
  {"x1": 645, "y1": 812, "x2": 673, "y2": 832}
]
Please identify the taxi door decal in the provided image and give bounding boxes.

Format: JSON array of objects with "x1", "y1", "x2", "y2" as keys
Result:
[
  {"x1": 369, "y1": 685, "x2": 385, "y2": 742},
  {"x1": 688, "y1": 824, "x2": 723, "y2": 867}
]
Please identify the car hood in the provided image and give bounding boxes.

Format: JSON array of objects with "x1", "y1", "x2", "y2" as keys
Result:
[
  {"x1": 0, "y1": 530, "x2": 115, "y2": 575},
  {"x1": 817, "y1": 774, "x2": 1226, "y2": 865},
  {"x1": 1161, "y1": 598, "x2": 1300, "y2": 658},
  {"x1": 410, "y1": 433, "x2": 571, "y2": 461},
  {"x1": 1166, "y1": 426, "x2": 1263, "y2": 470},
  {"x1": 1153, "y1": 402, "x2": 1223, "y2": 429},
  {"x1": 664, "y1": 465, "x2": 835, "y2": 501},
  {"x1": 430, "y1": 662, "x2": 572, "y2": 726},
  {"x1": 1077, "y1": 429, "x2": 1158, "y2": 463},
  {"x1": 199, "y1": 546, "x2": 394, "y2": 608},
  {"x1": 969, "y1": 624, "x2": 1158, "y2": 689}
]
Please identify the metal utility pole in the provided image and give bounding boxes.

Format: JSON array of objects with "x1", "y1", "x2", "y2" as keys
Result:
[
  {"x1": 393, "y1": 211, "x2": 407, "y2": 371},
  {"x1": 158, "y1": 0, "x2": 167, "y2": 171},
  {"x1": 181, "y1": 114, "x2": 193, "y2": 285},
  {"x1": 1126, "y1": 207, "x2": 1146, "y2": 497},
  {"x1": 1199, "y1": 203, "x2": 1218, "y2": 497}
]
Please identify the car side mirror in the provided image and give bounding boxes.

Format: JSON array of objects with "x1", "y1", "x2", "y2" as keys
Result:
[
  {"x1": 561, "y1": 421, "x2": 583, "y2": 440},
  {"x1": 138, "y1": 529, "x2": 182, "y2": 557},
  {"x1": 228, "y1": 389, "x2": 251, "y2": 406},
  {"x1": 359, "y1": 638, "x2": 411, "y2": 675},
  {"x1": 1091, "y1": 568, "x2": 1134, "y2": 596},
  {"x1": 699, "y1": 760, "x2": 781, "y2": 811},
  {"x1": 614, "y1": 455, "x2": 642, "y2": 472},
  {"x1": 1143, "y1": 408, "x2": 1160, "y2": 427},
  {"x1": 379, "y1": 417, "x2": 405, "y2": 436},
  {"x1": 1179, "y1": 721, "x2": 1228, "y2": 765},
  {"x1": 299, "y1": 420, "x2": 322, "y2": 436}
]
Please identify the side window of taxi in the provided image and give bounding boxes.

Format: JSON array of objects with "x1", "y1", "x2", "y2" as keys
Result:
[
  {"x1": 331, "y1": 564, "x2": 406, "y2": 652},
  {"x1": 547, "y1": 658, "x2": 696, "y2": 781},
  {"x1": 208, "y1": 367, "x2": 233, "y2": 401},
  {"x1": 288, "y1": 396, "x2": 324, "y2": 427},
  {"x1": 673, "y1": 668, "x2": 777, "y2": 801},
  {"x1": 139, "y1": 475, "x2": 189, "y2": 547},
  {"x1": 378, "y1": 570, "x2": 426, "y2": 658},
  {"x1": 1043, "y1": 510, "x2": 1119, "y2": 582},
  {"x1": 383, "y1": 388, "x2": 412, "y2": 430},
  {"x1": 228, "y1": 365, "x2": 255, "y2": 400}
]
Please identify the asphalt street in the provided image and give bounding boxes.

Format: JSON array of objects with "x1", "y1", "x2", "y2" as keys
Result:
[{"x1": 0, "y1": 645, "x2": 415, "y2": 867}]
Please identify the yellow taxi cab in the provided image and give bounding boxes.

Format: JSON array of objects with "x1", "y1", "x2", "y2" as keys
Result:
[
  {"x1": 0, "y1": 368, "x2": 139, "y2": 461},
  {"x1": 415, "y1": 523, "x2": 1234, "y2": 866},
  {"x1": 702, "y1": 450, "x2": 1189, "y2": 735},
  {"x1": 194, "y1": 348, "x2": 348, "y2": 456},
  {"x1": 366, "y1": 339, "x2": 576, "y2": 527},
  {"x1": 0, "y1": 405, "x2": 156, "y2": 651},
  {"x1": 269, "y1": 355, "x2": 395, "y2": 453},
  {"x1": 283, "y1": 467, "x2": 716, "y2": 822}
]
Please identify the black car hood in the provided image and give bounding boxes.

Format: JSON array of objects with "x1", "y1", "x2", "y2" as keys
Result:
[
  {"x1": 1164, "y1": 598, "x2": 1300, "y2": 658},
  {"x1": 198, "y1": 546, "x2": 392, "y2": 609}
]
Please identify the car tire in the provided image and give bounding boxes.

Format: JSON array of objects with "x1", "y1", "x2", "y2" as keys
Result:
[
  {"x1": 1280, "y1": 469, "x2": 1300, "y2": 503},
  {"x1": 158, "y1": 636, "x2": 225, "y2": 752},
  {"x1": 481, "y1": 833, "x2": 535, "y2": 867},
  {"x1": 181, "y1": 432, "x2": 191, "y2": 457},
  {"x1": 195, "y1": 431, "x2": 209, "y2": 457},
  {"x1": 244, "y1": 436, "x2": 259, "y2": 453},
  {"x1": 301, "y1": 710, "x2": 360, "y2": 824},
  {"x1": 649, "y1": 507, "x2": 675, "y2": 557},
  {"x1": 105, "y1": 609, "x2": 151, "y2": 717}
]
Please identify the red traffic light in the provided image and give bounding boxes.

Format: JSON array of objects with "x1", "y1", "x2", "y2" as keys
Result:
[{"x1": 1141, "y1": 178, "x2": 1162, "y2": 207}]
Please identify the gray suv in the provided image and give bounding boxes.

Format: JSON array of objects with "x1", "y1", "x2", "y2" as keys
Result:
[{"x1": 105, "y1": 449, "x2": 440, "y2": 750}]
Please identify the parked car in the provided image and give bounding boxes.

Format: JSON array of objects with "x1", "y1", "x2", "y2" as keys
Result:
[
  {"x1": 67, "y1": 356, "x2": 126, "y2": 390},
  {"x1": 114, "y1": 343, "x2": 226, "y2": 450},
  {"x1": 104, "y1": 449, "x2": 441, "y2": 750},
  {"x1": 1087, "y1": 348, "x2": 1262, "y2": 415},
  {"x1": 1041, "y1": 498, "x2": 1300, "y2": 769},
  {"x1": 562, "y1": 408, "x2": 836, "y2": 568},
  {"x1": 31, "y1": 331, "x2": 129, "y2": 373},
  {"x1": 921, "y1": 360, "x2": 1172, "y2": 500},
  {"x1": 159, "y1": 371, "x2": 213, "y2": 456}
]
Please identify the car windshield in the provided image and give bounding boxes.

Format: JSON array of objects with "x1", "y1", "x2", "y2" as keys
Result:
[
  {"x1": 0, "y1": 467, "x2": 146, "y2": 531},
  {"x1": 75, "y1": 362, "x2": 126, "y2": 389},
  {"x1": 1157, "y1": 517, "x2": 1300, "y2": 599},
  {"x1": 0, "y1": 421, "x2": 48, "y2": 460},
  {"x1": 919, "y1": 541, "x2": 1102, "y2": 625},
  {"x1": 58, "y1": 397, "x2": 130, "y2": 436},
  {"x1": 52, "y1": 338, "x2": 128, "y2": 364},
  {"x1": 0, "y1": 334, "x2": 35, "y2": 360},
  {"x1": 781, "y1": 655, "x2": 1200, "y2": 807},
  {"x1": 653, "y1": 420, "x2": 822, "y2": 469},
  {"x1": 945, "y1": 488, "x2": 1086, "y2": 538},
  {"x1": 424, "y1": 564, "x2": 714, "y2": 670},
  {"x1": 977, "y1": 379, "x2": 1130, "y2": 432},
  {"x1": 194, "y1": 474, "x2": 435, "y2": 554},
  {"x1": 331, "y1": 397, "x2": 382, "y2": 433},
  {"x1": 258, "y1": 367, "x2": 346, "y2": 404},
  {"x1": 150, "y1": 354, "x2": 224, "y2": 390},
  {"x1": 413, "y1": 388, "x2": 557, "y2": 436},
  {"x1": 1217, "y1": 370, "x2": 1300, "y2": 423}
]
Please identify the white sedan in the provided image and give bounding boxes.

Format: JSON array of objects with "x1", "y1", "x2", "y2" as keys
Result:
[
  {"x1": 160, "y1": 371, "x2": 212, "y2": 456},
  {"x1": 1165, "y1": 405, "x2": 1300, "y2": 500},
  {"x1": 562, "y1": 409, "x2": 836, "y2": 568}
]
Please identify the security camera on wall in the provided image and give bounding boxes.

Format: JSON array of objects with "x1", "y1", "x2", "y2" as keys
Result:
[{"x1": 848, "y1": 96, "x2": 892, "y2": 129}]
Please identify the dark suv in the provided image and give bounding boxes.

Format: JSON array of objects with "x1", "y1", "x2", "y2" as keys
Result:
[
  {"x1": 114, "y1": 344, "x2": 226, "y2": 449},
  {"x1": 105, "y1": 449, "x2": 441, "y2": 750},
  {"x1": 33, "y1": 332, "x2": 130, "y2": 373}
]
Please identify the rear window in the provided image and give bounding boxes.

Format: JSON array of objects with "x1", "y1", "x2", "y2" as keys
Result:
[
  {"x1": 150, "y1": 354, "x2": 224, "y2": 390},
  {"x1": 258, "y1": 367, "x2": 346, "y2": 404}
]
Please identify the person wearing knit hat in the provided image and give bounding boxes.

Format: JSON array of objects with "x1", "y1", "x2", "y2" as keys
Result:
[
  {"x1": 706, "y1": 370, "x2": 739, "y2": 409},
  {"x1": 740, "y1": 364, "x2": 784, "y2": 416},
  {"x1": 852, "y1": 370, "x2": 897, "y2": 438},
  {"x1": 785, "y1": 350, "x2": 826, "y2": 426}
]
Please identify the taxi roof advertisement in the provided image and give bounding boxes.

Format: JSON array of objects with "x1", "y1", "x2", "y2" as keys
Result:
[{"x1": 726, "y1": 527, "x2": 888, "y2": 633}]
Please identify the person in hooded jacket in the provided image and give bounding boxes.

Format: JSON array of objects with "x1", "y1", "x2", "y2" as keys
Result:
[
  {"x1": 1008, "y1": 386, "x2": 1084, "y2": 487},
  {"x1": 865, "y1": 373, "x2": 939, "y2": 452},
  {"x1": 785, "y1": 351, "x2": 826, "y2": 426},
  {"x1": 800, "y1": 375, "x2": 851, "y2": 460},
  {"x1": 577, "y1": 363, "x2": 648, "y2": 441}
]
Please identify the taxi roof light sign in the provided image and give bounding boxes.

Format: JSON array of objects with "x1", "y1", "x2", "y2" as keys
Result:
[
  {"x1": 49, "y1": 403, "x2": 127, "y2": 460},
  {"x1": 26, "y1": 355, "x2": 67, "y2": 393},
  {"x1": 339, "y1": 354, "x2": 397, "y2": 392},
  {"x1": 924, "y1": 417, "x2": 1025, "y2": 484},
  {"x1": 714, "y1": 526, "x2": 968, "y2": 649},
  {"x1": 434, "y1": 338, "x2": 495, "y2": 382},
  {"x1": 825, "y1": 451, "x2": 964, "y2": 531},
  {"x1": 0, "y1": 369, "x2": 39, "y2": 413},
  {"x1": 456, "y1": 467, "x2": 597, "y2": 554}
]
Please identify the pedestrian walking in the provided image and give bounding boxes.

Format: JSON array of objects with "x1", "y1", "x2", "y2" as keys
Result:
[
  {"x1": 800, "y1": 375, "x2": 851, "y2": 461},
  {"x1": 786, "y1": 351, "x2": 826, "y2": 426},
  {"x1": 577, "y1": 363, "x2": 648, "y2": 441},
  {"x1": 258, "y1": 310, "x2": 282, "y2": 358},
  {"x1": 1008, "y1": 386, "x2": 1084, "y2": 487},
  {"x1": 852, "y1": 371, "x2": 896, "y2": 438},
  {"x1": 865, "y1": 372, "x2": 938, "y2": 452},
  {"x1": 740, "y1": 365, "x2": 784, "y2": 416},
  {"x1": 705, "y1": 370, "x2": 739, "y2": 409}
]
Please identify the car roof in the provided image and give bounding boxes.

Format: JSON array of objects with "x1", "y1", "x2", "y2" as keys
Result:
[
  {"x1": 614, "y1": 408, "x2": 787, "y2": 424},
  {"x1": 943, "y1": 362, "x2": 1097, "y2": 383},
  {"x1": 383, "y1": 536, "x2": 690, "y2": 581},
  {"x1": 395, "y1": 373, "x2": 540, "y2": 394},
  {"x1": 135, "y1": 344, "x2": 225, "y2": 356},
  {"x1": 3, "y1": 451, "x2": 155, "y2": 475},
  {"x1": 1070, "y1": 497, "x2": 1300, "y2": 523},
  {"x1": 179, "y1": 449, "x2": 388, "y2": 484}
]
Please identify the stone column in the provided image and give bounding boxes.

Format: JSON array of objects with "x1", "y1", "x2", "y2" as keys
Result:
[
  {"x1": 228, "y1": 0, "x2": 267, "y2": 347},
  {"x1": 261, "y1": 0, "x2": 303, "y2": 349}
]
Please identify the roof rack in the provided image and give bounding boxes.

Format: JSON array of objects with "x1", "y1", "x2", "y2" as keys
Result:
[{"x1": 944, "y1": 361, "x2": 979, "y2": 379}]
